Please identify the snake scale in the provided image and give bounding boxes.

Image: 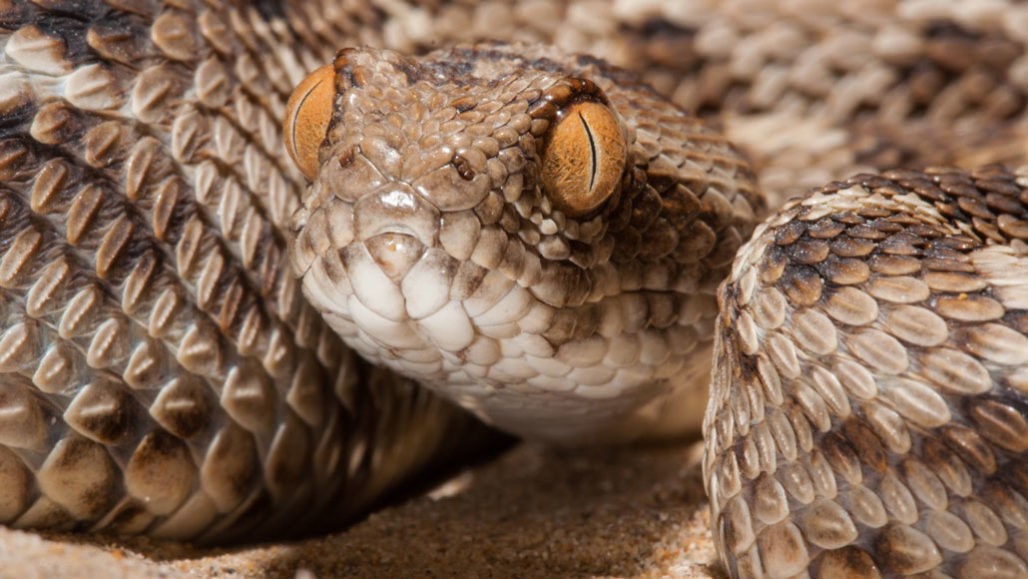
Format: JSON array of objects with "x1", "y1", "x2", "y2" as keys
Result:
[{"x1": 1, "y1": 0, "x2": 1027, "y2": 577}]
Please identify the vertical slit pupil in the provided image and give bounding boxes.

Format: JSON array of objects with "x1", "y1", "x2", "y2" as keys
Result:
[{"x1": 578, "y1": 111, "x2": 598, "y2": 193}]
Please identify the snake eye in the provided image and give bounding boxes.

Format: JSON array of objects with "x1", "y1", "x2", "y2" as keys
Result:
[
  {"x1": 284, "y1": 65, "x2": 336, "y2": 180},
  {"x1": 540, "y1": 101, "x2": 627, "y2": 216}
]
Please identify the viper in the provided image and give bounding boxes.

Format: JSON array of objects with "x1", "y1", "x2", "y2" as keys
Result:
[{"x1": 0, "y1": 1, "x2": 1026, "y2": 577}]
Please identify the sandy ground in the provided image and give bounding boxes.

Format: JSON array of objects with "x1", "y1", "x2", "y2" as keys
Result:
[{"x1": 0, "y1": 440, "x2": 722, "y2": 578}]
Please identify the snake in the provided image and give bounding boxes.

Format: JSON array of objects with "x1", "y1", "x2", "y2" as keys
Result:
[{"x1": 0, "y1": 0, "x2": 1026, "y2": 577}]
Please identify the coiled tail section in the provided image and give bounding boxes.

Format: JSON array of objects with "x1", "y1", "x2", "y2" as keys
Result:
[
  {"x1": 0, "y1": 2, "x2": 498, "y2": 543},
  {"x1": 0, "y1": 167, "x2": 495, "y2": 543},
  {"x1": 705, "y1": 167, "x2": 1028, "y2": 577}
]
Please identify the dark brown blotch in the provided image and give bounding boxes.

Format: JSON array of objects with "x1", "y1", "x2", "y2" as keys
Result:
[
  {"x1": 150, "y1": 378, "x2": 214, "y2": 440},
  {"x1": 814, "y1": 545, "x2": 882, "y2": 579},
  {"x1": 760, "y1": 246, "x2": 788, "y2": 284},
  {"x1": 87, "y1": 17, "x2": 147, "y2": 65},
  {"x1": 64, "y1": 381, "x2": 143, "y2": 445},
  {"x1": 942, "y1": 424, "x2": 997, "y2": 475},
  {"x1": 806, "y1": 218, "x2": 845, "y2": 239},
  {"x1": 787, "y1": 238, "x2": 831, "y2": 265},
  {"x1": 819, "y1": 257, "x2": 871, "y2": 286},
  {"x1": 774, "y1": 221, "x2": 806, "y2": 246},
  {"x1": 830, "y1": 235, "x2": 875, "y2": 257},
  {"x1": 967, "y1": 397, "x2": 1028, "y2": 453},
  {"x1": 31, "y1": 101, "x2": 83, "y2": 146},
  {"x1": 452, "y1": 152, "x2": 476, "y2": 180},
  {"x1": 779, "y1": 265, "x2": 824, "y2": 307},
  {"x1": 868, "y1": 254, "x2": 922, "y2": 276},
  {"x1": 842, "y1": 419, "x2": 888, "y2": 473}
]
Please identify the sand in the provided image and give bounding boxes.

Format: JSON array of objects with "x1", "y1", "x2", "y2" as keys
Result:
[{"x1": 0, "y1": 440, "x2": 722, "y2": 578}]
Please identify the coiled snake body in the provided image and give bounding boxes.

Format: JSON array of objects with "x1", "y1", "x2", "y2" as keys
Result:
[{"x1": 0, "y1": 1, "x2": 1026, "y2": 577}]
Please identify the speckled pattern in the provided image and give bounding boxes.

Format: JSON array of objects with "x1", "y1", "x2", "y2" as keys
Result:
[
  {"x1": 0, "y1": 1, "x2": 1026, "y2": 578},
  {"x1": 707, "y1": 168, "x2": 1028, "y2": 577}
]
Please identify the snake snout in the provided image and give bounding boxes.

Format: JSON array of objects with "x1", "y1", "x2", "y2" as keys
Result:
[{"x1": 352, "y1": 184, "x2": 439, "y2": 245}]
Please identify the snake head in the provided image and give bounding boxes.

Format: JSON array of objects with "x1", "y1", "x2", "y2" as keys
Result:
[{"x1": 284, "y1": 45, "x2": 761, "y2": 443}]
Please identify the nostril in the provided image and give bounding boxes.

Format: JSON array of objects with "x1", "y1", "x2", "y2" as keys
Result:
[{"x1": 364, "y1": 232, "x2": 425, "y2": 282}]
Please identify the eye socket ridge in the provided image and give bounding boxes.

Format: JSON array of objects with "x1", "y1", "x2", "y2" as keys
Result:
[{"x1": 539, "y1": 98, "x2": 627, "y2": 217}]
